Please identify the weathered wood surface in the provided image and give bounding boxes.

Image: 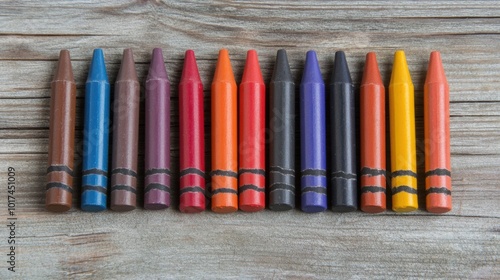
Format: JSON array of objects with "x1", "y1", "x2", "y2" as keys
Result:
[{"x1": 0, "y1": 1, "x2": 499, "y2": 279}]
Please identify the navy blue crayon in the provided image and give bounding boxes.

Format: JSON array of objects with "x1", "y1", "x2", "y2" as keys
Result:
[
  {"x1": 300, "y1": 50, "x2": 327, "y2": 213},
  {"x1": 81, "y1": 49, "x2": 110, "y2": 212}
]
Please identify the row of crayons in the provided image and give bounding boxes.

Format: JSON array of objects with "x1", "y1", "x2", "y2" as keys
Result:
[{"x1": 46, "y1": 48, "x2": 451, "y2": 214}]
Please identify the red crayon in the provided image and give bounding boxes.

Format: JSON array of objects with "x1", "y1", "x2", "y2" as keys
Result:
[
  {"x1": 179, "y1": 50, "x2": 206, "y2": 213},
  {"x1": 238, "y1": 50, "x2": 266, "y2": 212}
]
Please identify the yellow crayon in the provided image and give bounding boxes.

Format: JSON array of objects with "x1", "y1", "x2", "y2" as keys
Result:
[{"x1": 389, "y1": 50, "x2": 418, "y2": 212}]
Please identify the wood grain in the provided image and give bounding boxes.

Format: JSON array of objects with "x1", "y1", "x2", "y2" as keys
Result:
[{"x1": 0, "y1": 1, "x2": 499, "y2": 278}]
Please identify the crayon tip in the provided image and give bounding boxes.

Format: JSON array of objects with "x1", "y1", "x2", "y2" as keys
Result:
[
  {"x1": 271, "y1": 49, "x2": 293, "y2": 83},
  {"x1": 302, "y1": 50, "x2": 323, "y2": 84},
  {"x1": 331, "y1": 51, "x2": 352, "y2": 84},
  {"x1": 390, "y1": 50, "x2": 412, "y2": 86},
  {"x1": 87, "y1": 49, "x2": 108, "y2": 82},
  {"x1": 241, "y1": 50, "x2": 264, "y2": 84},
  {"x1": 361, "y1": 52, "x2": 383, "y2": 86},
  {"x1": 53, "y1": 49, "x2": 75, "y2": 82},
  {"x1": 180, "y1": 50, "x2": 202, "y2": 83},
  {"x1": 147, "y1": 48, "x2": 169, "y2": 81},
  {"x1": 213, "y1": 49, "x2": 235, "y2": 83},
  {"x1": 116, "y1": 48, "x2": 138, "y2": 82},
  {"x1": 425, "y1": 51, "x2": 447, "y2": 85}
]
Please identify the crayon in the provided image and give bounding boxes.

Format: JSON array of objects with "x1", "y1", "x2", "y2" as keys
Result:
[
  {"x1": 211, "y1": 49, "x2": 238, "y2": 213},
  {"x1": 360, "y1": 52, "x2": 387, "y2": 213},
  {"x1": 424, "y1": 51, "x2": 451, "y2": 213},
  {"x1": 46, "y1": 50, "x2": 76, "y2": 212},
  {"x1": 389, "y1": 50, "x2": 418, "y2": 212},
  {"x1": 300, "y1": 51, "x2": 327, "y2": 213},
  {"x1": 110, "y1": 49, "x2": 139, "y2": 211},
  {"x1": 269, "y1": 49, "x2": 296, "y2": 211},
  {"x1": 81, "y1": 49, "x2": 110, "y2": 212},
  {"x1": 144, "y1": 48, "x2": 171, "y2": 210},
  {"x1": 179, "y1": 50, "x2": 206, "y2": 213},
  {"x1": 239, "y1": 50, "x2": 266, "y2": 212},
  {"x1": 328, "y1": 51, "x2": 357, "y2": 212}
]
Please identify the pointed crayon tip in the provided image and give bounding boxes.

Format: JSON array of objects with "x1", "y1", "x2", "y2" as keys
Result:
[
  {"x1": 180, "y1": 50, "x2": 202, "y2": 83},
  {"x1": 87, "y1": 48, "x2": 108, "y2": 82},
  {"x1": 361, "y1": 52, "x2": 383, "y2": 86},
  {"x1": 116, "y1": 48, "x2": 138, "y2": 82},
  {"x1": 53, "y1": 49, "x2": 75, "y2": 82},
  {"x1": 331, "y1": 51, "x2": 352, "y2": 84},
  {"x1": 271, "y1": 49, "x2": 293, "y2": 83},
  {"x1": 147, "y1": 48, "x2": 169, "y2": 81},
  {"x1": 302, "y1": 50, "x2": 323, "y2": 84},
  {"x1": 241, "y1": 50, "x2": 264, "y2": 84},
  {"x1": 213, "y1": 49, "x2": 235, "y2": 83},
  {"x1": 390, "y1": 50, "x2": 412, "y2": 86},
  {"x1": 425, "y1": 51, "x2": 447, "y2": 85}
]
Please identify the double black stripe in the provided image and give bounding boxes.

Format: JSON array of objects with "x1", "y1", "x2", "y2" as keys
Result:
[
  {"x1": 180, "y1": 186, "x2": 205, "y2": 195},
  {"x1": 391, "y1": 170, "x2": 417, "y2": 178},
  {"x1": 301, "y1": 169, "x2": 327, "y2": 177},
  {"x1": 330, "y1": 171, "x2": 357, "y2": 180},
  {"x1": 144, "y1": 183, "x2": 171, "y2": 193},
  {"x1": 47, "y1": 165, "x2": 74, "y2": 177},
  {"x1": 426, "y1": 187, "x2": 451, "y2": 196},
  {"x1": 239, "y1": 169, "x2": 266, "y2": 176},
  {"x1": 268, "y1": 183, "x2": 295, "y2": 194},
  {"x1": 82, "y1": 185, "x2": 107, "y2": 194},
  {"x1": 360, "y1": 167, "x2": 386, "y2": 177},
  {"x1": 82, "y1": 168, "x2": 107, "y2": 177},
  {"x1": 112, "y1": 168, "x2": 137, "y2": 177},
  {"x1": 180, "y1": 168, "x2": 206, "y2": 178},
  {"x1": 145, "y1": 168, "x2": 172, "y2": 176},
  {"x1": 425, "y1": 169, "x2": 451, "y2": 177},
  {"x1": 361, "y1": 186, "x2": 386, "y2": 194},
  {"x1": 391, "y1": 185, "x2": 418, "y2": 195},
  {"x1": 210, "y1": 170, "x2": 238, "y2": 178},
  {"x1": 46, "y1": 182, "x2": 73, "y2": 193},
  {"x1": 239, "y1": 184, "x2": 265, "y2": 193},
  {"x1": 211, "y1": 188, "x2": 238, "y2": 195},
  {"x1": 269, "y1": 166, "x2": 295, "y2": 176},
  {"x1": 111, "y1": 185, "x2": 137, "y2": 194},
  {"x1": 301, "y1": 186, "x2": 327, "y2": 194}
]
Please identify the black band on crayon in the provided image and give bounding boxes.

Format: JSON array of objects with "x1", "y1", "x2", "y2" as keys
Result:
[
  {"x1": 46, "y1": 182, "x2": 73, "y2": 193},
  {"x1": 268, "y1": 183, "x2": 295, "y2": 193},
  {"x1": 112, "y1": 168, "x2": 138, "y2": 177},
  {"x1": 391, "y1": 185, "x2": 418, "y2": 195},
  {"x1": 269, "y1": 166, "x2": 295, "y2": 176},
  {"x1": 360, "y1": 167, "x2": 386, "y2": 177},
  {"x1": 179, "y1": 186, "x2": 205, "y2": 195},
  {"x1": 391, "y1": 170, "x2": 417, "y2": 178},
  {"x1": 145, "y1": 168, "x2": 172, "y2": 176},
  {"x1": 239, "y1": 184, "x2": 265, "y2": 193},
  {"x1": 361, "y1": 186, "x2": 386, "y2": 194},
  {"x1": 301, "y1": 169, "x2": 327, "y2": 177},
  {"x1": 144, "y1": 183, "x2": 171, "y2": 193},
  {"x1": 82, "y1": 168, "x2": 108, "y2": 177},
  {"x1": 425, "y1": 169, "x2": 451, "y2": 177},
  {"x1": 210, "y1": 170, "x2": 238, "y2": 178},
  {"x1": 301, "y1": 186, "x2": 327, "y2": 194},
  {"x1": 82, "y1": 185, "x2": 107, "y2": 194},
  {"x1": 180, "y1": 168, "x2": 206, "y2": 178},
  {"x1": 426, "y1": 187, "x2": 451, "y2": 196},
  {"x1": 330, "y1": 171, "x2": 357, "y2": 180},
  {"x1": 47, "y1": 165, "x2": 74, "y2": 177},
  {"x1": 111, "y1": 185, "x2": 137, "y2": 194},
  {"x1": 211, "y1": 188, "x2": 238, "y2": 195},
  {"x1": 238, "y1": 169, "x2": 266, "y2": 176}
]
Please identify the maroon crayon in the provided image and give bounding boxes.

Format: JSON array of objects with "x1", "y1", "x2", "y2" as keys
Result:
[{"x1": 144, "y1": 48, "x2": 171, "y2": 210}]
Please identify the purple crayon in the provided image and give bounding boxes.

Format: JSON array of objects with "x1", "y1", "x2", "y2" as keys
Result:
[{"x1": 144, "y1": 48, "x2": 171, "y2": 210}]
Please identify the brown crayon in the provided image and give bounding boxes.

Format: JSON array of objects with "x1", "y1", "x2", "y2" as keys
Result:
[{"x1": 46, "y1": 50, "x2": 77, "y2": 212}]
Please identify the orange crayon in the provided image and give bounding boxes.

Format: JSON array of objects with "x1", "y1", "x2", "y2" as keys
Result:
[
  {"x1": 424, "y1": 51, "x2": 451, "y2": 213},
  {"x1": 360, "y1": 52, "x2": 386, "y2": 213},
  {"x1": 211, "y1": 49, "x2": 238, "y2": 213}
]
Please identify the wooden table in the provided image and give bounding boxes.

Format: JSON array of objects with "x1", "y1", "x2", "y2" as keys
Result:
[{"x1": 1, "y1": 1, "x2": 499, "y2": 278}]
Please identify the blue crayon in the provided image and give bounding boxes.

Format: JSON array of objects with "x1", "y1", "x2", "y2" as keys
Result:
[
  {"x1": 81, "y1": 49, "x2": 110, "y2": 212},
  {"x1": 300, "y1": 51, "x2": 327, "y2": 212}
]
